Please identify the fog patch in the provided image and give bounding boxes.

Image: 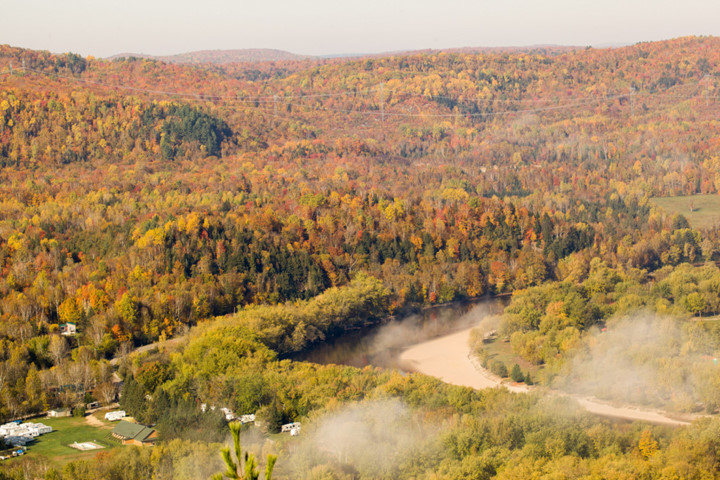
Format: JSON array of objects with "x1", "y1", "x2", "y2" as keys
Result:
[
  {"x1": 296, "y1": 299, "x2": 503, "y2": 369},
  {"x1": 557, "y1": 312, "x2": 720, "y2": 412},
  {"x1": 286, "y1": 399, "x2": 442, "y2": 479},
  {"x1": 170, "y1": 449, "x2": 227, "y2": 480},
  {"x1": 372, "y1": 300, "x2": 504, "y2": 354}
]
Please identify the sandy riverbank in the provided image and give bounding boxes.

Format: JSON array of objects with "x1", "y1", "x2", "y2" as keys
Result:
[
  {"x1": 399, "y1": 326, "x2": 528, "y2": 393},
  {"x1": 399, "y1": 325, "x2": 694, "y2": 426}
]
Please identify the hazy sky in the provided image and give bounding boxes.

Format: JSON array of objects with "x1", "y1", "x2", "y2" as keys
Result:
[{"x1": 2, "y1": 0, "x2": 719, "y2": 58}]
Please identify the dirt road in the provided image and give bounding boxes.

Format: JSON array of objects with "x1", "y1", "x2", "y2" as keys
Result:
[
  {"x1": 85, "y1": 413, "x2": 112, "y2": 429},
  {"x1": 109, "y1": 336, "x2": 186, "y2": 366},
  {"x1": 399, "y1": 325, "x2": 697, "y2": 426}
]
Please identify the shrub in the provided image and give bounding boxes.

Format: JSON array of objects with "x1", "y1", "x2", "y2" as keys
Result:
[{"x1": 491, "y1": 360, "x2": 508, "y2": 378}]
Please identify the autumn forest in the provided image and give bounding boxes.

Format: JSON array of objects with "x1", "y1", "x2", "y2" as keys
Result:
[{"x1": 2, "y1": 36, "x2": 720, "y2": 479}]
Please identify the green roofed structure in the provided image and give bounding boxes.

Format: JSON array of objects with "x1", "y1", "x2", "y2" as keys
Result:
[{"x1": 111, "y1": 420, "x2": 157, "y2": 446}]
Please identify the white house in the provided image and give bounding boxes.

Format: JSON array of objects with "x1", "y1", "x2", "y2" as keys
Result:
[
  {"x1": 48, "y1": 409, "x2": 71, "y2": 418},
  {"x1": 59, "y1": 322, "x2": 77, "y2": 336}
]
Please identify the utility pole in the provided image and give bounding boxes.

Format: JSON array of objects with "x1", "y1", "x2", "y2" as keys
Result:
[
  {"x1": 9, "y1": 62, "x2": 12, "y2": 75},
  {"x1": 22, "y1": 59, "x2": 25, "y2": 72}
]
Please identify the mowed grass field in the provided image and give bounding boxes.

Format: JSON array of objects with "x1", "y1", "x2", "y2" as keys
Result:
[
  {"x1": 2, "y1": 412, "x2": 119, "y2": 467},
  {"x1": 650, "y1": 194, "x2": 720, "y2": 229}
]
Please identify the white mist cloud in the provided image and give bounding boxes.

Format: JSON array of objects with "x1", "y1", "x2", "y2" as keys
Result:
[
  {"x1": 371, "y1": 301, "x2": 504, "y2": 355},
  {"x1": 287, "y1": 399, "x2": 442, "y2": 479},
  {"x1": 557, "y1": 312, "x2": 720, "y2": 412}
]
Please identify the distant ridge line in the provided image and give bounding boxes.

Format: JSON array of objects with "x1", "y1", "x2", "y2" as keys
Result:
[
  {"x1": 106, "y1": 44, "x2": 587, "y2": 65},
  {"x1": 106, "y1": 48, "x2": 309, "y2": 64}
]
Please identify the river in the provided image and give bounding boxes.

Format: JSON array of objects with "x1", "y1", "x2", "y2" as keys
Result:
[
  {"x1": 294, "y1": 297, "x2": 698, "y2": 426},
  {"x1": 292, "y1": 298, "x2": 504, "y2": 369}
]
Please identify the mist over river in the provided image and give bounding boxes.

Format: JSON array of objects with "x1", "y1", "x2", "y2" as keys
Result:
[{"x1": 292, "y1": 299, "x2": 503, "y2": 369}]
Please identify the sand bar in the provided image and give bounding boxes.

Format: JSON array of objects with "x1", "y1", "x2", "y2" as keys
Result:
[
  {"x1": 399, "y1": 325, "x2": 694, "y2": 426},
  {"x1": 400, "y1": 326, "x2": 527, "y2": 393}
]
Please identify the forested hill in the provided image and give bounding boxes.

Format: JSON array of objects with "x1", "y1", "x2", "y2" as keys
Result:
[
  {"x1": 0, "y1": 36, "x2": 720, "y2": 424},
  {"x1": 107, "y1": 48, "x2": 308, "y2": 64},
  {"x1": 3, "y1": 36, "x2": 720, "y2": 479},
  {"x1": 2, "y1": 36, "x2": 720, "y2": 180},
  {"x1": 105, "y1": 45, "x2": 578, "y2": 64}
]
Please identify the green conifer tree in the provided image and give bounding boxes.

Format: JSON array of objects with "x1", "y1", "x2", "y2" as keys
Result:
[
  {"x1": 211, "y1": 421, "x2": 277, "y2": 480},
  {"x1": 510, "y1": 363, "x2": 525, "y2": 382}
]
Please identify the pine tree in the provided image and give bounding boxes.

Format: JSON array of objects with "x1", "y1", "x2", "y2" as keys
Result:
[
  {"x1": 212, "y1": 421, "x2": 277, "y2": 480},
  {"x1": 510, "y1": 363, "x2": 525, "y2": 382},
  {"x1": 120, "y1": 377, "x2": 147, "y2": 421}
]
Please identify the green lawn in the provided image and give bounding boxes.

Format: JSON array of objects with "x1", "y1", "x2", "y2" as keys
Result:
[
  {"x1": 3, "y1": 413, "x2": 120, "y2": 467},
  {"x1": 473, "y1": 336, "x2": 543, "y2": 384},
  {"x1": 650, "y1": 194, "x2": 720, "y2": 229}
]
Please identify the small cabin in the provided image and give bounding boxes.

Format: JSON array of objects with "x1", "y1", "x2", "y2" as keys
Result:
[
  {"x1": 111, "y1": 420, "x2": 157, "y2": 446},
  {"x1": 47, "y1": 409, "x2": 71, "y2": 418},
  {"x1": 59, "y1": 322, "x2": 77, "y2": 336}
]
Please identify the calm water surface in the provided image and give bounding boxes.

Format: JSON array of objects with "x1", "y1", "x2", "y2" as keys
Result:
[{"x1": 293, "y1": 299, "x2": 503, "y2": 370}]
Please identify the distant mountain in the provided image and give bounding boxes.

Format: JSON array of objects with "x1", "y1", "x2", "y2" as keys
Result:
[
  {"x1": 381, "y1": 44, "x2": 584, "y2": 57},
  {"x1": 107, "y1": 48, "x2": 309, "y2": 64},
  {"x1": 108, "y1": 45, "x2": 592, "y2": 65}
]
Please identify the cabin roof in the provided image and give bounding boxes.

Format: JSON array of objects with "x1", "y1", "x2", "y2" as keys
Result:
[{"x1": 112, "y1": 420, "x2": 155, "y2": 442}]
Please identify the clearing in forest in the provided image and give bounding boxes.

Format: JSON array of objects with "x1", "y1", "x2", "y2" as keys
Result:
[
  {"x1": 5, "y1": 415, "x2": 118, "y2": 467},
  {"x1": 650, "y1": 194, "x2": 720, "y2": 229}
]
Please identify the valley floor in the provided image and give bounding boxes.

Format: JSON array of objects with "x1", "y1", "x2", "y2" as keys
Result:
[{"x1": 399, "y1": 326, "x2": 699, "y2": 426}]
